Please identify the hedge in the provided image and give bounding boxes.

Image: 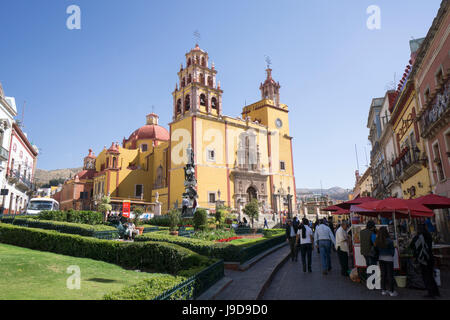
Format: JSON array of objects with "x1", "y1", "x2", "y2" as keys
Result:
[
  {"x1": 1, "y1": 216, "x2": 117, "y2": 237},
  {"x1": 37, "y1": 210, "x2": 103, "y2": 225},
  {"x1": 135, "y1": 232, "x2": 286, "y2": 263},
  {"x1": 0, "y1": 224, "x2": 214, "y2": 274},
  {"x1": 135, "y1": 233, "x2": 241, "y2": 261},
  {"x1": 103, "y1": 275, "x2": 189, "y2": 300}
]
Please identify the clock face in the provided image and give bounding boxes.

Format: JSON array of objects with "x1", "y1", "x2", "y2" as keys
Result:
[{"x1": 275, "y1": 118, "x2": 283, "y2": 128}]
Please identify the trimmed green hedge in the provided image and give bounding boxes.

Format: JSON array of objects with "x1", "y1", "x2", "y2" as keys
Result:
[
  {"x1": 135, "y1": 233, "x2": 241, "y2": 261},
  {"x1": 37, "y1": 210, "x2": 103, "y2": 225},
  {"x1": 135, "y1": 232, "x2": 286, "y2": 263},
  {"x1": 0, "y1": 224, "x2": 214, "y2": 274},
  {"x1": 103, "y1": 275, "x2": 189, "y2": 300},
  {"x1": 1, "y1": 216, "x2": 117, "y2": 237},
  {"x1": 262, "y1": 228, "x2": 285, "y2": 237}
]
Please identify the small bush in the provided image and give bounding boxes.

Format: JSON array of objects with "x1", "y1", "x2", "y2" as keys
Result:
[
  {"x1": 148, "y1": 215, "x2": 171, "y2": 226},
  {"x1": 193, "y1": 209, "x2": 208, "y2": 230},
  {"x1": 191, "y1": 229, "x2": 237, "y2": 241}
]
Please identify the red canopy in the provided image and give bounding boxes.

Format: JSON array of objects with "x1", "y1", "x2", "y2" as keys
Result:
[
  {"x1": 412, "y1": 194, "x2": 450, "y2": 209},
  {"x1": 331, "y1": 207, "x2": 350, "y2": 215},
  {"x1": 321, "y1": 205, "x2": 342, "y2": 212},
  {"x1": 352, "y1": 197, "x2": 434, "y2": 218},
  {"x1": 335, "y1": 196, "x2": 377, "y2": 210}
]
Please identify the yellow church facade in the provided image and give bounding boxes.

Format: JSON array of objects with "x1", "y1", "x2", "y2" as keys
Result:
[{"x1": 88, "y1": 45, "x2": 297, "y2": 216}]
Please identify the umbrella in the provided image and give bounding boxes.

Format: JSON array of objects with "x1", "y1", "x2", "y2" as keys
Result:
[
  {"x1": 352, "y1": 197, "x2": 434, "y2": 218},
  {"x1": 321, "y1": 205, "x2": 342, "y2": 212},
  {"x1": 335, "y1": 196, "x2": 377, "y2": 210},
  {"x1": 412, "y1": 194, "x2": 450, "y2": 209}
]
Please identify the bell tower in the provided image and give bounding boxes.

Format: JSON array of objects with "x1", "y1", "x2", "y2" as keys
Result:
[
  {"x1": 172, "y1": 44, "x2": 223, "y2": 120},
  {"x1": 260, "y1": 68, "x2": 281, "y2": 107}
]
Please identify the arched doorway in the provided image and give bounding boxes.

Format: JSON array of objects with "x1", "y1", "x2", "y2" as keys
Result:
[{"x1": 247, "y1": 186, "x2": 257, "y2": 202}]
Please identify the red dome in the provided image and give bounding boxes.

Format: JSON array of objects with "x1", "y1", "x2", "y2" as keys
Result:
[{"x1": 125, "y1": 124, "x2": 169, "y2": 149}]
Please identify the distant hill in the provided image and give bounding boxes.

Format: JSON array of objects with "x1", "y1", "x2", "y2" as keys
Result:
[
  {"x1": 296, "y1": 187, "x2": 352, "y2": 201},
  {"x1": 34, "y1": 167, "x2": 83, "y2": 187}
]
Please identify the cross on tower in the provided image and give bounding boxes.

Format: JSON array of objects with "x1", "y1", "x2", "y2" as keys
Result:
[
  {"x1": 265, "y1": 55, "x2": 272, "y2": 69},
  {"x1": 193, "y1": 30, "x2": 201, "y2": 44}
]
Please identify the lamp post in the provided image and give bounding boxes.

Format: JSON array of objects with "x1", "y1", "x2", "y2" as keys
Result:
[{"x1": 287, "y1": 186, "x2": 293, "y2": 219}]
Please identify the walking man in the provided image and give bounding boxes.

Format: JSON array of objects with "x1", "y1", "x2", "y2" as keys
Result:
[
  {"x1": 286, "y1": 219, "x2": 298, "y2": 262},
  {"x1": 335, "y1": 221, "x2": 350, "y2": 276},
  {"x1": 264, "y1": 217, "x2": 269, "y2": 229},
  {"x1": 314, "y1": 218, "x2": 336, "y2": 275}
]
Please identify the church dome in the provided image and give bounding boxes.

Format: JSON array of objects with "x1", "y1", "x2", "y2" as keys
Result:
[{"x1": 124, "y1": 113, "x2": 169, "y2": 149}]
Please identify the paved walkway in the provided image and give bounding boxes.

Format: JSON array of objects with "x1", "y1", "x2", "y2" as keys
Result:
[
  {"x1": 262, "y1": 248, "x2": 450, "y2": 300},
  {"x1": 214, "y1": 245, "x2": 290, "y2": 300}
]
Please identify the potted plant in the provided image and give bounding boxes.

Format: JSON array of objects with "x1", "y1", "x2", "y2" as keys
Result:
[
  {"x1": 168, "y1": 209, "x2": 181, "y2": 235},
  {"x1": 132, "y1": 206, "x2": 145, "y2": 235}
]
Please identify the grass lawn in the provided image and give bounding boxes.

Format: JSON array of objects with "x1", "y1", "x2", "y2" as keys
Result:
[{"x1": 0, "y1": 243, "x2": 171, "y2": 300}]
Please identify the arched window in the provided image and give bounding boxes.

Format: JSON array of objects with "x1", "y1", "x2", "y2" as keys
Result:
[
  {"x1": 200, "y1": 94, "x2": 206, "y2": 107},
  {"x1": 211, "y1": 97, "x2": 218, "y2": 110},
  {"x1": 199, "y1": 73, "x2": 204, "y2": 85},
  {"x1": 187, "y1": 74, "x2": 192, "y2": 84},
  {"x1": 201, "y1": 56, "x2": 206, "y2": 67},
  {"x1": 181, "y1": 78, "x2": 185, "y2": 87},
  {"x1": 187, "y1": 58, "x2": 191, "y2": 67},
  {"x1": 185, "y1": 95, "x2": 191, "y2": 111},
  {"x1": 208, "y1": 76, "x2": 213, "y2": 87},
  {"x1": 112, "y1": 157, "x2": 117, "y2": 168},
  {"x1": 176, "y1": 99, "x2": 182, "y2": 114},
  {"x1": 106, "y1": 158, "x2": 110, "y2": 168}
]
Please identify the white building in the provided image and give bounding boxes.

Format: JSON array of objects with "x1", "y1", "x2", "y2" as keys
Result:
[{"x1": 0, "y1": 82, "x2": 38, "y2": 214}]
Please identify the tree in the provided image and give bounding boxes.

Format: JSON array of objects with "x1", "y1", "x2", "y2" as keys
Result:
[
  {"x1": 168, "y1": 209, "x2": 181, "y2": 232},
  {"x1": 243, "y1": 199, "x2": 259, "y2": 229},
  {"x1": 193, "y1": 208, "x2": 208, "y2": 231},
  {"x1": 97, "y1": 195, "x2": 112, "y2": 222},
  {"x1": 132, "y1": 206, "x2": 144, "y2": 226}
]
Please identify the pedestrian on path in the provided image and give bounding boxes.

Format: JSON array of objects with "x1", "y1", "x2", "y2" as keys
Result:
[
  {"x1": 285, "y1": 219, "x2": 298, "y2": 262},
  {"x1": 374, "y1": 226, "x2": 398, "y2": 297},
  {"x1": 264, "y1": 217, "x2": 269, "y2": 229},
  {"x1": 410, "y1": 223, "x2": 440, "y2": 298},
  {"x1": 297, "y1": 218, "x2": 313, "y2": 272},
  {"x1": 314, "y1": 219, "x2": 336, "y2": 275},
  {"x1": 335, "y1": 220, "x2": 350, "y2": 277}
]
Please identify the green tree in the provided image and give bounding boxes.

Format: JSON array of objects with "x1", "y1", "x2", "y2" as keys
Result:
[
  {"x1": 193, "y1": 208, "x2": 208, "y2": 231},
  {"x1": 97, "y1": 196, "x2": 112, "y2": 222},
  {"x1": 132, "y1": 206, "x2": 144, "y2": 226},
  {"x1": 243, "y1": 199, "x2": 260, "y2": 229},
  {"x1": 168, "y1": 209, "x2": 181, "y2": 232}
]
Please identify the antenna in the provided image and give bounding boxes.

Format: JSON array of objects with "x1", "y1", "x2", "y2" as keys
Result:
[
  {"x1": 20, "y1": 100, "x2": 26, "y2": 128},
  {"x1": 364, "y1": 147, "x2": 369, "y2": 168},
  {"x1": 264, "y1": 55, "x2": 272, "y2": 69},
  {"x1": 193, "y1": 30, "x2": 201, "y2": 44}
]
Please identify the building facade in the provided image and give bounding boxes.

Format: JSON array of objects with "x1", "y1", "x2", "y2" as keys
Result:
[
  {"x1": 72, "y1": 45, "x2": 297, "y2": 222},
  {"x1": 413, "y1": 1, "x2": 450, "y2": 241}
]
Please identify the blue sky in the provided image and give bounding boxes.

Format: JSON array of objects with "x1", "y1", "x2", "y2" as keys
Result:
[{"x1": 0, "y1": 0, "x2": 442, "y2": 189}]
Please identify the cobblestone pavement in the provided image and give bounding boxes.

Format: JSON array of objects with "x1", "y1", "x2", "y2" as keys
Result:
[
  {"x1": 262, "y1": 248, "x2": 450, "y2": 300},
  {"x1": 214, "y1": 245, "x2": 290, "y2": 300}
]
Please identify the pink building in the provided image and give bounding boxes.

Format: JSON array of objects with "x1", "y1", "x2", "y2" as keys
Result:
[{"x1": 413, "y1": 1, "x2": 450, "y2": 241}]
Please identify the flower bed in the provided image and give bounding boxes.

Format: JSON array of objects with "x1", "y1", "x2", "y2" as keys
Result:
[{"x1": 216, "y1": 236, "x2": 243, "y2": 243}]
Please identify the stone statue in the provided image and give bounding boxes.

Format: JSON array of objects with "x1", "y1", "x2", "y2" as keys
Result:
[{"x1": 182, "y1": 144, "x2": 198, "y2": 217}]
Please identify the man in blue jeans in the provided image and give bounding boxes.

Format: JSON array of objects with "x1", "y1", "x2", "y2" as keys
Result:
[{"x1": 314, "y1": 219, "x2": 336, "y2": 275}]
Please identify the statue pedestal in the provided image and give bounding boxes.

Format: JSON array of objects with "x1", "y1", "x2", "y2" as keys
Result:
[{"x1": 154, "y1": 202, "x2": 162, "y2": 216}]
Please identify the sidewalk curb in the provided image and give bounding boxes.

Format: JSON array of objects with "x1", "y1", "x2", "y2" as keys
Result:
[
  {"x1": 239, "y1": 242, "x2": 288, "y2": 271},
  {"x1": 196, "y1": 277, "x2": 233, "y2": 300},
  {"x1": 256, "y1": 249, "x2": 291, "y2": 300}
]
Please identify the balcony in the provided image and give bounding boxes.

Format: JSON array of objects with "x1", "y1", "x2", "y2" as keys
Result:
[
  {"x1": 0, "y1": 146, "x2": 8, "y2": 162},
  {"x1": 7, "y1": 169, "x2": 33, "y2": 191},
  {"x1": 420, "y1": 80, "x2": 450, "y2": 138},
  {"x1": 393, "y1": 146, "x2": 424, "y2": 182}
]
